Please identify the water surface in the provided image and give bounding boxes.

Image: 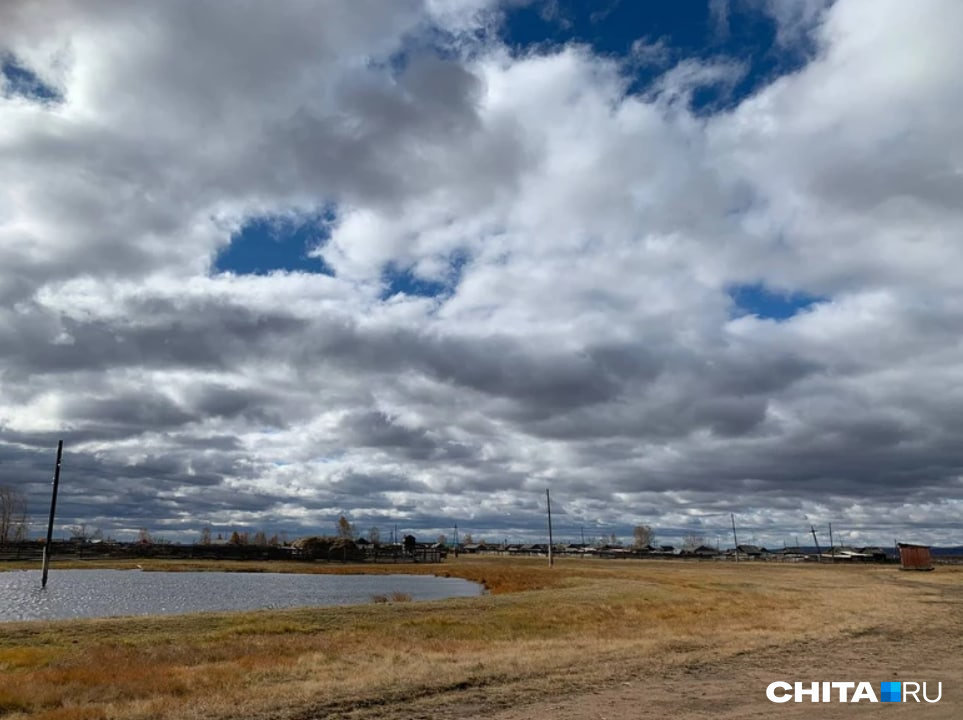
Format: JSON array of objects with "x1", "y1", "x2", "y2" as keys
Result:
[{"x1": 0, "y1": 569, "x2": 482, "y2": 622}]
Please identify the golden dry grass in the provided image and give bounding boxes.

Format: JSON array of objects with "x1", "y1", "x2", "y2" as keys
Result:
[{"x1": 0, "y1": 558, "x2": 958, "y2": 720}]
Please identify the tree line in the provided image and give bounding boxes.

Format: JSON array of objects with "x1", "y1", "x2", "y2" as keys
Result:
[{"x1": 0, "y1": 492, "x2": 708, "y2": 553}]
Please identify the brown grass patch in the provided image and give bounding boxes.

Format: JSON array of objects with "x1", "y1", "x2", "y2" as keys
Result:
[{"x1": 0, "y1": 558, "x2": 958, "y2": 720}]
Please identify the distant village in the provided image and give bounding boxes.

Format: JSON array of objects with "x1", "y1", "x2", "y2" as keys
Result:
[
  {"x1": 450, "y1": 540, "x2": 896, "y2": 563},
  {"x1": 3, "y1": 532, "x2": 950, "y2": 568}
]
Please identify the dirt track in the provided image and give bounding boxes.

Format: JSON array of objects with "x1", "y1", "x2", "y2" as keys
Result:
[
  {"x1": 488, "y1": 571, "x2": 962, "y2": 719},
  {"x1": 482, "y1": 633, "x2": 961, "y2": 719},
  {"x1": 356, "y1": 567, "x2": 962, "y2": 720}
]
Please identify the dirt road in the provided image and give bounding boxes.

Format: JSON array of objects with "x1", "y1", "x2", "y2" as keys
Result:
[
  {"x1": 366, "y1": 567, "x2": 962, "y2": 720},
  {"x1": 489, "y1": 571, "x2": 962, "y2": 719},
  {"x1": 484, "y1": 632, "x2": 960, "y2": 719}
]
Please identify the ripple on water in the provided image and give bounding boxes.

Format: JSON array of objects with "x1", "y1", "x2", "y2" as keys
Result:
[{"x1": 0, "y1": 570, "x2": 482, "y2": 622}]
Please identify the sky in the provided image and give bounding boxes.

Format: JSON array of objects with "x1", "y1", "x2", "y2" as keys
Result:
[{"x1": 2, "y1": 0, "x2": 962, "y2": 548}]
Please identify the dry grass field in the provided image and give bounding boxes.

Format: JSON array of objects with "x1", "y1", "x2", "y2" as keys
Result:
[{"x1": 0, "y1": 558, "x2": 960, "y2": 719}]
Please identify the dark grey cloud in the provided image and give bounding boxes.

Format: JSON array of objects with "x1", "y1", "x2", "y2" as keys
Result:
[
  {"x1": 339, "y1": 412, "x2": 480, "y2": 467},
  {"x1": 187, "y1": 385, "x2": 289, "y2": 427},
  {"x1": 0, "y1": 299, "x2": 308, "y2": 378}
]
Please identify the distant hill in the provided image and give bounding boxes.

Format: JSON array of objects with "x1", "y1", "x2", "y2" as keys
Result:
[{"x1": 930, "y1": 546, "x2": 963, "y2": 557}]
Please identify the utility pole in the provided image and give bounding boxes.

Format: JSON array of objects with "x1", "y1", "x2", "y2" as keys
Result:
[
  {"x1": 546, "y1": 489, "x2": 554, "y2": 567},
  {"x1": 810, "y1": 524, "x2": 822, "y2": 559},
  {"x1": 41, "y1": 440, "x2": 64, "y2": 589},
  {"x1": 730, "y1": 513, "x2": 739, "y2": 563}
]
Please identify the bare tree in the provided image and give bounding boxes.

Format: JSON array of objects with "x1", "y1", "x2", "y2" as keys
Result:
[
  {"x1": 368, "y1": 526, "x2": 381, "y2": 547},
  {"x1": 336, "y1": 515, "x2": 356, "y2": 540},
  {"x1": 682, "y1": 534, "x2": 708, "y2": 551},
  {"x1": 632, "y1": 525, "x2": 656, "y2": 549},
  {"x1": 0, "y1": 486, "x2": 28, "y2": 543},
  {"x1": 252, "y1": 530, "x2": 268, "y2": 546},
  {"x1": 199, "y1": 525, "x2": 212, "y2": 545}
]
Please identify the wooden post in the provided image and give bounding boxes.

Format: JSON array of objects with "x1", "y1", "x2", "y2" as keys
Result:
[
  {"x1": 730, "y1": 513, "x2": 739, "y2": 563},
  {"x1": 41, "y1": 440, "x2": 64, "y2": 589},
  {"x1": 546, "y1": 489, "x2": 554, "y2": 567}
]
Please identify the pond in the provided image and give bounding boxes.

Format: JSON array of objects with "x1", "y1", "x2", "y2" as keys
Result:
[{"x1": 0, "y1": 570, "x2": 483, "y2": 622}]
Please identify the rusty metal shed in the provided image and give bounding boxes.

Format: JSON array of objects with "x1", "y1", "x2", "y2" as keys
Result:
[{"x1": 897, "y1": 543, "x2": 933, "y2": 571}]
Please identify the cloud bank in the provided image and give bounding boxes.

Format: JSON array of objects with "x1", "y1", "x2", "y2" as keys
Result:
[{"x1": 2, "y1": 0, "x2": 962, "y2": 546}]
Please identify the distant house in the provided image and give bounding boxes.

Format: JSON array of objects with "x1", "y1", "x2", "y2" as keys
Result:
[
  {"x1": 731, "y1": 544, "x2": 765, "y2": 560},
  {"x1": 823, "y1": 546, "x2": 871, "y2": 561},
  {"x1": 779, "y1": 547, "x2": 811, "y2": 562},
  {"x1": 689, "y1": 545, "x2": 719, "y2": 558},
  {"x1": 818, "y1": 546, "x2": 889, "y2": 562},
  {"x1": 565, "y1": 543, "x2": 591, "y2": 555},
  {"x1": 858, "y1": 546, "x2": 888, "y2": 561},
  {"x1": 823, "y1": 546, "x2": 853, "y2": 559}
]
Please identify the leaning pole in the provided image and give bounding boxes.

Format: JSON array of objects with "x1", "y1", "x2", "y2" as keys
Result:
[{"x1": 41, "y1": 440, "x2": 64, "y2": 589}]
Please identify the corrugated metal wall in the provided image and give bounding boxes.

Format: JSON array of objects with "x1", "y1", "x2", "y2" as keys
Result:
[{"x1": 898, "y1": 544, "x2": 933, "y2": 570}]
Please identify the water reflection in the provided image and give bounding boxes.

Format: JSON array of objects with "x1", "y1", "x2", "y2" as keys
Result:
[{"x1": 0, "y1": 570, "x2": 482, "y2": 622}]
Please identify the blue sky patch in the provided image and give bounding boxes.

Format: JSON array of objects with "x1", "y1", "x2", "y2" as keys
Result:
[
  {"x1": 214, "y1": 211, "x2": 336, "y2": 277},
  {"x1": 729, "y1": 283, "x2": 825, "y2": 321},
  {"x1": 381, "y1": 252, "x2": 470, "y2": 301},
  {"x1": 381, "y1": 266, "x2": 447, "y2": 300},
  {"x1": 1, "y1": 54, "x2": 62, "y2": 103},
  {"x1": 499, "y1": 0, "x2": 820, "y2": 112}
]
